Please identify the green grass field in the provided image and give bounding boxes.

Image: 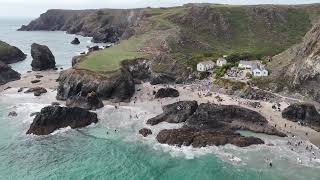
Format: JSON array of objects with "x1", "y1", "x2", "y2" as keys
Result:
[{"x1": 77, "y1": 34, "x2": 150, "y2": 73}]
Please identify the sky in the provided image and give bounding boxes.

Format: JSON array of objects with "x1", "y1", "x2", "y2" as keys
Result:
[{"x1": 0, "y1": 0, "x2": 319, "y2": 18}]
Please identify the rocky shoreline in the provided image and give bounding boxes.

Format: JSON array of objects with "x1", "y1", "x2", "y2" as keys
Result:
[{"x1": 147, "y1": 101, "x2": 285, "y2": 147}]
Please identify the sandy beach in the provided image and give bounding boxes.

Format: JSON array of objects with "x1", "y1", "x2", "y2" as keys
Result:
[
  {"x1": 0, "y1": 70, "x2": 59, "y2": 92},
  {"x1": 1, "y1": 70, "x2": 319, "y2": 148},
  {"x1": 128, "y1": 81, "x2": 320, "y2": 147}
]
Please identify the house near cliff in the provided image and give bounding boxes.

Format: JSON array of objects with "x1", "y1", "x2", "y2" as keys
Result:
[
  {"x1": 238, "y1": 60, "x2": 268, "y2": 77},
  {"x1": 252, "y1": 63, "x2": 268, "y2": 77},
  {"x1": 216, "y1": 58, "x2": 227, "y2": 67},
  {"x1": 197, "y1": 61, "x2": 215, "y2": 72}
]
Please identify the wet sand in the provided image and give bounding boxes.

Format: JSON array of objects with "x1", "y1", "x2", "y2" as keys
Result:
[{"x1": 0, "y1": 70, "x2": 59, "y2": 92}]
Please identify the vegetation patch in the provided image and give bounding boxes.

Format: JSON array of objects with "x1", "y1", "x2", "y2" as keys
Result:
[{"x1": 76, "y1": 35, "x2": 150, "y2": 74}]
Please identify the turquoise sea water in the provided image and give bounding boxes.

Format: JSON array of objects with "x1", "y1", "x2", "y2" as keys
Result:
[
  {"x1": 0, "y1": 19, "x2": 319, "y2": 180},
  {"x1": 0, "y1": 90, "x2": 319, "y2": 180}
]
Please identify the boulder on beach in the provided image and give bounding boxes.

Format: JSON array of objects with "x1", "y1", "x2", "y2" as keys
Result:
[
  {"x1": 31, "y1": 43, "x2": 56, "y2": 71},
  {"x1": 31, "y1": 80, "x2": 41, "y2": 84},
  {"x1": 139, "y1": 128, "x2": 152, "y2": 137},
  {"x1": 24, "y1": 87, "x2": 47, "y2": 96},
  {"x1": 0, "y1": 61, "x2": 21, "y2": 85},
  {"x1": 27, "y1": 106, "x2": 98, "y2": 135},
  {"x1": 71, "y1": 38, "x2": 80, "y2": 45},
  {"x1": 148, "y1": 102, "x2": 285, "y2": 148},
  {"x1": 0, "y1": 40, "x2": 26, "y2": 64},
  {"x1": 282, "y1": 103, "x2": 320, "y2": 131},
  {"x1": 66, "y1": 91, "x2": 104, "y2": 110},
  {"x1": 154, "y1": 88, "x2": 180, "y2": 99},
  {"x1": 147, "y1": 101, "x2": 198, "y2": 125}
]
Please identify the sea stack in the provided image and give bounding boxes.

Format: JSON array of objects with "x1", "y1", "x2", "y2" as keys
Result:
[
  {"x1": 0, "y1": 40, "x2": 26, "y2": 64},
  {"x1": 71, "y1": 38, "x2": 80, "y2": 45},
  {"x1": 31, "y1": 43, "x2": 56, "y2": 71}
]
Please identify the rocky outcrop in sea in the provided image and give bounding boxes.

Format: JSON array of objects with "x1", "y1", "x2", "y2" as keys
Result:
[
  {"x1": 31, "y1": 43, "x2": 56, "y2": 71},
  {"x1": 0, "y1": 40, "x2": 26, "y2": 64},
  {"x1": 149, "y1": 101, "x2": 285, "y2": 147},
  {"x1": 0, "y1": 61, "x2": 21, "y2": 85},
  {"x1": 71, "y1": 38, "x2": 80, "y2": 45},
  {"x1": 27, "y1": 106, "x2": 98, "y2": 135}
]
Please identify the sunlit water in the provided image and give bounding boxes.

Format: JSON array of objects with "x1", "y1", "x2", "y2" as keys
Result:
[{"x1": 0, "y1": 19, "x2": 319, "y2": 180}]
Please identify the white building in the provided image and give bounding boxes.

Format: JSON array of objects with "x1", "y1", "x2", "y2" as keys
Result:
[
  {"x1": 238, "y1": 60, "x2": 251, "y2": 69},
  {"x1": 238, "y1": 60, "x2": 268, "y2": 77},
  {"x1": 216, "y1": 58, "x2": 227, "y2": 67},
  {"x1": 252, "y1": 63, "x2": 268, "y2": 77},
  {"x1": 197, "y1": 61, "x2": 215, "y2": 72}
]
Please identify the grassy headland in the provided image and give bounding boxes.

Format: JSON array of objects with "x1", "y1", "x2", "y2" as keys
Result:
[{"x1": 71, "y1": 4, "x2": 320, "y2": 74}]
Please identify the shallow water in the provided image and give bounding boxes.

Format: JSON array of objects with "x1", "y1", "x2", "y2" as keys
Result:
[
  {"x1": 0, "y1": 89, "x2": 319, "y2": 180},
  {"x1": 0, "y1": 18, "x2": 105, "y2": 73}
]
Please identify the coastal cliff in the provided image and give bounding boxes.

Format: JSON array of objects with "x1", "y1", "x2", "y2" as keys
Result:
[
  {"x1": 262, "y1": 21, "x2": 320, "y2": 102},
  {"x1": 18, "y1": 9, "x2": 146, "y2": 43}
]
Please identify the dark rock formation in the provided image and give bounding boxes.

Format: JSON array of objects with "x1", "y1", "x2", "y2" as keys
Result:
[
  {"x1": 282, "y1": 103, "x2": 320, "y2": 131},
  {"x1": 66, "y1": 91, "x2": 104, "y2": 110},
  {"x1": 27, "y1": 106, "x2": 98, "y2": 135},
  {"x1": 139, "y1": 128, "x2": 152, "y2": 137},
  {"x1": 149, "y1": 102, "x2": 285, "y2": 148},
  {"x1": 155, "y1": 88, "x2": 179, "y2": 99},
  {"x1": 71, "y1": 38, "x2": 80, "y2": 45},
  {"x1": 57, "y1": 68, "x2": 135, "y2": 102},
  {"x1": 0, "y1": 40, "x2": 26, "y2": 64},
  {"x1": 147, "y1": 101, "x2": 198, "y2": 125},
  {"x1": 24, "y1": 87, "x2": 47, "y2": 96},
  {"x1": 31, "y1": 80, "x2": 40, "y2": 84},
  {"x1": 31, "y1": 43, "x2": 56, "y2": 71},
  {"x1": 157, "y1": 128, "x2": 264, "y2": 147},
  {"x1": 18, "y1": 9, "x2": 146, "y2": 43},
  {"x1": 8, "y1": 111, "x2": 18, "y2": 117},
  {"x1": 0, "y1": 61, "x2": 21, "y2": 85}
]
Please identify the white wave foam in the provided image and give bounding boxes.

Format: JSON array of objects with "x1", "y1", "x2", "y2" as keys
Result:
[{"x1": 50, "y1": 126, "x2": 72, "y2": 135}]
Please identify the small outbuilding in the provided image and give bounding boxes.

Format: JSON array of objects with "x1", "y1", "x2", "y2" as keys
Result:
[
  {"x1": 216, "y1": 58, "x2": 227, "y2": 67},
  {"x1": 197, "y1": 61, "x2": 215, "y2": 72}
]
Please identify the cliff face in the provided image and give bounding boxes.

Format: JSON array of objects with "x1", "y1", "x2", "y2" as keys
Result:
[
  {"x1": 269, "y1": 21, "x2": 320, "y2": 101},
  {"x1": 19, "y1": 4, "x2": 320, "y2": 51},
  {"x1": 57, "y1": 68, "x2": 135, "y2": 102},
  {"x1": 19, "y1": 9, "x2": 146, "y2": 43}
]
